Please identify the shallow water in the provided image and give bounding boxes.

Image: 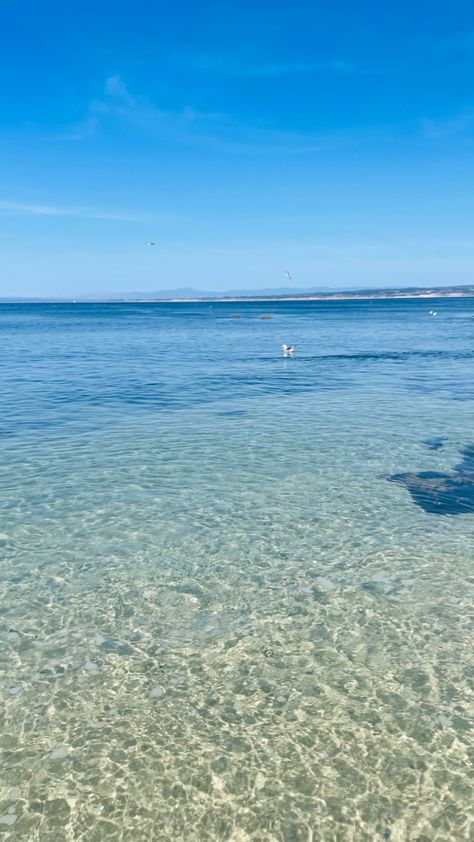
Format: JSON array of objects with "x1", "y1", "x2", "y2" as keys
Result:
[{"x1": 0, "y1": 300, "x2": 473, "y2": 840}]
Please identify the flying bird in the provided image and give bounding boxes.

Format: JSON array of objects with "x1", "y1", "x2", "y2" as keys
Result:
[
  {"x1": 146, "y1": 241, "x2": 156, "y2": 246},
  {"x1": 285, "y1": 270, "x2": 292, "y2": 281}
]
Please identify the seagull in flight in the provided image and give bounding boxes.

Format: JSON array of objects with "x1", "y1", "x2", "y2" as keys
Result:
[
  {"x1": 285, "y1": 270, "x2": 292, "y2": 281},
  {"x1": 146, "y1": 241, "x2": 156, "y2": 246}
]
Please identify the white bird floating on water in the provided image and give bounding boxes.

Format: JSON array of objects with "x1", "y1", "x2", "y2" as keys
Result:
[
  {"x1": 282, "y1": 344, "x2": 295, "y2": 356},
  {"x1": 429, "y1": 310, "x2": 437, "y2": 316}
]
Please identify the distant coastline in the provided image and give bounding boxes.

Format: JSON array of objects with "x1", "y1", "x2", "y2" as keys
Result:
[{"x1": 1, "y1": 284, "x2": 474, "y2": 304}]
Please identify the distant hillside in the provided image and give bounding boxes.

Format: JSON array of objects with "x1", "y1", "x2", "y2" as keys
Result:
[
  {"x1": 127, "y1": 284, "x2": 474, "y2": 301},
  {"x1": 95, "y1": 286, "x2": 342, "y2": 299},
  {"x1": 1, "y1": 284, "x2": 474, "y2": 303}
]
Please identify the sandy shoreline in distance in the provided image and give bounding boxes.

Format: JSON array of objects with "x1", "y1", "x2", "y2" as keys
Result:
[
  {"x1": 143, "y1": 292, "x2": 474, "y2": 303},
  {"x1": 2, "y1": 292, "x2": 474, "y2": 304}
]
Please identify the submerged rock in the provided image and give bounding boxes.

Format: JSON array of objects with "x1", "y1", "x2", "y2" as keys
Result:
[
  {"x1": 388, "y1": 444, "x2": 474, "y2": 515},
  {"x1": 50, "y1": 746, "x2": 70, "y2": 760},
  {"x1": 423, "y1": 436, "x2": 447, "y2": 451},
  {"x1": 315, "y1": 576, "x2": 337, "y2": 591},
  {"x1": 95, "y1": 636, "x2": 135, "y2": 656},
  {"x1": 0, "y1": 814, "x2": 17, "y2": 826}
]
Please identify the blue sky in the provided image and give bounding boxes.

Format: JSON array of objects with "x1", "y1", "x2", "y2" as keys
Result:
[{"x1": 1, "y1": 0, "x2": 474, "y2": 295}]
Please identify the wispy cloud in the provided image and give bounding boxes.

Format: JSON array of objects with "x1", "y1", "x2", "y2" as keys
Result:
[
  {"x1": 55, "y1": 115, "x2": 100, "y2": 142},
  {"x1": 420, "y1": 108, "x2": 474, "y2": 139},
  {"x1": 0, "y1": 199, "x2": 141, "y2": 221},
  {"x1": 248, "y1": 60, "x2": 354, "y2": 77},
  {"x1": 78, "y1": 75, "x2": 344, "y2": 155},
  {"x1": 171, "y1": 54, "x2": 354, "y2": 77}
]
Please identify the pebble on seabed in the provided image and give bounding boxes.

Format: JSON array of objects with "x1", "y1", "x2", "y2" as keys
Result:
[
  {"x1": 0, "y1": 815, "x2": 17, "y2": 826},
  {"x1": 50, "y1": 746, "x2": 70, "y2": 760},
  {"x1": 95, "y1": 636, "x2": 135, "y2": 655},
  {"x1": 254, "y1": 772, "x2": 266, "y2": 790},
  {"x1": 315, "y1": 576, "x2": 337, "y2": 590},
  {"x1": 150, "y1": 685, "x2": 166, "y2": 699}
]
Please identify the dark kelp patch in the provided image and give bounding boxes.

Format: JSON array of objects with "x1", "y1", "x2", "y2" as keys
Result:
[
  {"x1": 388, "y1": 445, "x2": 474, "y2": 515},
  {"x1": 423, "y1": 436, "x2": 447, "y2": 451}
]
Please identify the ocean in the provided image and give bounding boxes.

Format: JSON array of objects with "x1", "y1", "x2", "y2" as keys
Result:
[{"x1": 0, "y1": 299, "x2": 473, "y2": 840}]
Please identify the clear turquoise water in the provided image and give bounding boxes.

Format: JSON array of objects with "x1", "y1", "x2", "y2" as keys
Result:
[{"x1": 0, "y1": 300, "x2": 473, "y2": 841}]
